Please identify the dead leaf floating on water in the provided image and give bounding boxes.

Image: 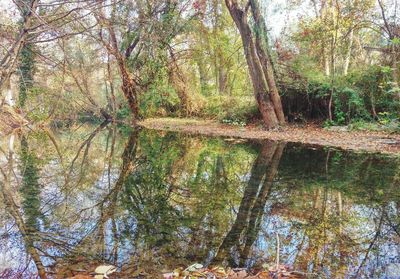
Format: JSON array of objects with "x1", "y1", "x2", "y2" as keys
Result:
[
  {"x1": 185, "y1": 263, "x2": 204, "y2": 272},
  {"x1": 68, "y1": 275, "x2": 93, "y2": 279},
  {"x1": 163, "y1": 266, "x2": 253, "y2": 279},
  {"x1": 163, "y1": 264, "x2": 308, "y2": 279},
  {"x1": 94, "y1": 265, "x2": 117, "y2": 279}
]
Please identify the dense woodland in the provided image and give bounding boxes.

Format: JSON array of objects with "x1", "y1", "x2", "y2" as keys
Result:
[
  {"x1": 0, "y1": 126, "x2": 399, "y2": 277},
  {"x1": 0, "y1": 0, "x2": 399, "y2": 130},
  {"x1": 1, "y1": 1, "x2": 400, "y2": 278}
]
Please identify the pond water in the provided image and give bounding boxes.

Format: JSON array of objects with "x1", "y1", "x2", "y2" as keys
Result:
[{"x1": 0, "y1": 123, "x2": 399, "y2": 278}]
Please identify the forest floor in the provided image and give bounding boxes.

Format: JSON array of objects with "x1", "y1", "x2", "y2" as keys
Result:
[{"x1": 140, "y1": 118, "x2": 400, "y2": 155}]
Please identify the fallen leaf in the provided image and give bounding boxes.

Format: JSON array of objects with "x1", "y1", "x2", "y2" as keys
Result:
[
  {"x1": 68, "y1": 275, "x2": 93, "y2": 279},
  {"x1": 94, "y1": 265, "x2": 116, "y2": 279}
]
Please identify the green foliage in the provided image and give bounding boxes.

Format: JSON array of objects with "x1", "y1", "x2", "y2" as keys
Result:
[
  {"x1": 139, "y1": 66, "x2": 180, "y2": 118},
  {"x1": 116, "y1": 105, "x2": 131, "y2": 120},
  {"x1": 290, "y1": 54, "x2": 325, "y2": 83},
  {"x1": 332, "y1": 86, "x2": 369, "y2": 125},
  {"x1": 18, "y1": 42, "x2": 35, "y2": 108},
  {"x1": 19, "y1": 136, "x2": 44, "y2": 231},
  {"x1": 8, "y1": 0, "x2": 399, "y2": 131},
  {"x1": 201, "y1": 95, "x2": 258, "y2": 124},
  {"x1": 25, "y1": 86, "x2": 50, "y2": 122},
  {"x1": 391, "y1": 37, "x2": 400, "y2": 46},
  {"x1": 282, "y1": 63, "x2": 399, "y2": 128},
  {"x1": 352, "y1": 66, "x2": 399, "y2": 114}
]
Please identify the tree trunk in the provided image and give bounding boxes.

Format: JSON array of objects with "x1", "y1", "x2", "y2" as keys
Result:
[
  {"x1": 343, "y1": 29, "x2": 353, "y2": 75},
  {"x1": 328, "y1": 90, "x2": 333, "y2": 121},
  {"x1": 0, "y1": 0, "x2": 39, "y2": 96},
  {"x1": 370, "y1": 89, "x2": 378, "y2": 119},
  {"x1": 105, "y1": 54, "x2": 117, "y2": 120},
  {"x1": 392, "y1": 44, "x2": 400, "y2": 99},
  {"x1": 121, "y1": 75, "x2": 139, "y2": 123},
  {"x1": 18, "y1": 0, "x2": 37, "y2": 109},
  {"x1": 250, "y1": 0, "x2": 285, "y2": 124},
  {"x1": 168, "y1": 49, "x2": 191, "y2": 115},
  {"x1": 114, "y1": 53, "x2": 139, "y2": 123},
  {"x1": 4, "y1": 79, "x2": 15, "y2": 106},
  {"x1": 225, "y1": 0, "x2": 281, "y2": 129},
  {"x1": 95, "y1": 1, "x2": 139, "y2": 124},
  {"x1": 197, "y1": 57, "x2": 209, "y2": 95},
  {"x1": 218, "y1": 67, "x2": 227, "y2": 94},
  {"x1": 168, "y1": 66, "x2": 190, "y2": 116},
  {"x1": 320, "y1": 0, "x2": 330, "y2": 77}
]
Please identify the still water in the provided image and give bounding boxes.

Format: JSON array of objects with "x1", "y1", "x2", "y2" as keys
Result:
[{"x1": 0, "y1": 123, "x2": 399, "y2": 278}]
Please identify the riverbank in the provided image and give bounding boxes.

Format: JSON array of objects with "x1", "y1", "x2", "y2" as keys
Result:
[{"x1": 140, "y1": 118, "x2": 400, "y2": 155}]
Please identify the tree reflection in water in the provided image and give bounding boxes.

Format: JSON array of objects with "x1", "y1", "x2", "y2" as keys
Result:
[
  {"x1": 213, "y1": 141, "x2": 285, "y2": 267},
  {"x1": 0, "y1": 123, "x2": 399, "y2": 278}
]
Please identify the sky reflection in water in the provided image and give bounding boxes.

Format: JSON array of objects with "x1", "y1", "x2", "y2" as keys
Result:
[{"x1": 0, "y1": 124, "x2": 399, "y2": 278}]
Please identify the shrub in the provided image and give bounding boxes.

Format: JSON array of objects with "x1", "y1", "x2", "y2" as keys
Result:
[{"x1": 201, "y1": 95, "x2": 258, "y2": 124}]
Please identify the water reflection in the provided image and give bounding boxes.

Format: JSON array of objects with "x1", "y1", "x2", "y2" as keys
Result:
[
  {"x1": 0, "y1": 123, "x2": 399, "y2": 278},
  {"x1": 213, "y1": 141, "x2": 285, "y2": 267}
]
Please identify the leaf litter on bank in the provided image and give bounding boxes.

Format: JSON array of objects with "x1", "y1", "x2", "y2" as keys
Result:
[{"x1": 140, "y1": 118, "x2": 400, "y2": 155}]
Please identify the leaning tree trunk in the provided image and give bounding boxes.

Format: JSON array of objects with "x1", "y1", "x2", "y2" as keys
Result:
[
  {"x1": 109, "y1": 26, "x2": 139, "y2": 123},
  {"x1": 95, "y1": 0, "x2": 140, "y2": 124},
  {"x1": 112, "y1": 43, "x2": 139, "y2": 124},
  {"x1": 120, "y1": 68, "x2": 139, "y2": 122},
  {"x1": 225, "y1": 0, "x2": 280, "y2": 129},
  {"x1": 250, "y1": 0, "x2": 285, "y2": 124}
]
